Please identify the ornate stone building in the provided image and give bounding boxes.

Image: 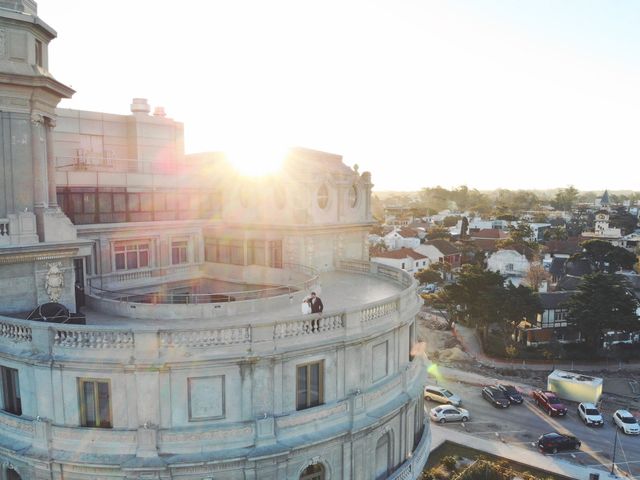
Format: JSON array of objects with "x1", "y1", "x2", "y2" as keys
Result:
[{"x1": 0, "y1": 2, "x2": 429, "y2": 479}]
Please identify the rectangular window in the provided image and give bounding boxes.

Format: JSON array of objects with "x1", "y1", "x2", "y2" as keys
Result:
[
  {"x1": 409, "y1": 323, "x2": 415, "y2": 362},
  {"x1": 247, "y1": 240, "x2": 266, "y2": 266},
  {"x1": 98, "y1": 193, "x2": 112, "y2": 213},
  {"x1": 113, "y1": 193, "x2": 126, "y2": 212},
  {"x1": 127, "y1": 193, "x2": 140, "y2": 212},
  {"x1": 114, "y1": 241, "x2": 150, "y2": 271},
  {"x1": 296, "y1": 361, "x2": 324, "y2": 411},
  {"x1": 171, "y1": 240, "x2": 188, "y2": 265},
  {"x1": 35, "y1": 39, "x2": 43, "y2": 67},
  {"x1": 0, "y1": 366, "x2": 21, "y2": 416},
  {"x1": 230, "y1": 239, "x2": 244, "y2": 265},
  {"x1": 269, "y1": 240, "x2": 283, "y2": 268},
  {"x1": 140, "y1": 193, "x2": 153, "y2": 212},
  {"x1": 78, "y1": 379, "x2": 111, "y2": 428},
  {"x1": 204, "y1": 238, "x2": 219, "y2": 262},
  {"x1": 218, "y1": 240, "x2": 231, "y2": 264}
]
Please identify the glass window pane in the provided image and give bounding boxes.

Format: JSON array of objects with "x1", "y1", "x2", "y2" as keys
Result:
[
  {"x1": 71, "y1": 193, "x2": 83, "y2": 212},
  {"x1": 115, "y1": 253, "x2": 125, "y2": 270},
  {"x1": 310, "y1": 363, "x2": 320, "y2": 406},
  {"x1": 128, "y1": 193, "x2": 139, "y2": 211},
  {"x1": 98, "y1": 193, "x2": 112, "y2": 212},
  {"x1": 83, "y1": 193, "x2": 96, "y2": 213},
  {"x1": 296, "y1": 366, "x2": 307, "y2": 410},
  {"x1": 139, "y1": 250, "x2": 149, "y2": 268},
  {"x1": 126, "y1": 251, "x2": 138, "y2": 269},
  {"x1": 154, "y1": 193, "x2": 166, "y2": 211},
  {"x1": 97, "y1": 382, "x2": 110, "y2": 427},
  {"x1": 140, "y1": 193, "x2": 153, "y2": 211},
  {"x1": 113, "y1": 193, "x2": 126, "y2": 212},
  {"x1": 83, "y1": 382, "x2": 96, "y2": 426}
]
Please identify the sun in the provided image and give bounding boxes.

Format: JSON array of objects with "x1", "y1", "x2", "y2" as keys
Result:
[{"x1": 223, "y1": 143, "x2": 288, "y2": 177}]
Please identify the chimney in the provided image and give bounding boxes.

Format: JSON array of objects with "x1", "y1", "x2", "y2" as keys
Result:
[
  {"x1": 153, "y1": 106, "x2": 167, "y2": 118},
  {"x1": 130, "y1": 98, "x2": 150, "y2": 116}
]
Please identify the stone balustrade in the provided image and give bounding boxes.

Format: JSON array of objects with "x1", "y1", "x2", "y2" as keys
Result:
[
  {"x1": 0, "y1": 261, "x2": 418, "y2": 360},
  {"x1": 0, "y1": 218, "x2": 9, "y2": 237},
  {"x1": 0, "y1": 318, "x2": 32, "y2": 343},
  {"x1": 159, "y1": 326, "x2": 251, "y2": 348},
  {"x1": 53, "y1": 328, "x2": 134, "y2": 349}
]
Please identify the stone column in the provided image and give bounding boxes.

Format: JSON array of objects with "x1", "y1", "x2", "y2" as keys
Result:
[
  {"x1": 31, "y1": 113, "x2": 47, "y2": 209},
  {"x1": 45, "y1": 117, "x2": 57, "y2": 208}
]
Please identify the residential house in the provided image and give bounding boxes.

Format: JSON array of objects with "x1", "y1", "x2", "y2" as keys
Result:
[
  {"x1": 414, "y1": 240, "x2": 462, "y2": 270},
  {"x1": 383, "y1": 227, "x2": 421, "y2": 250},
  {"x1": 371, "y1": 248, "x2": 429, "y2": 273},
  {"x1": 517, "y1": 291, "x2": 581, "y2": 346},
  {"x1": 486, "y1": 249, "x2": 531, "y2": 285}
]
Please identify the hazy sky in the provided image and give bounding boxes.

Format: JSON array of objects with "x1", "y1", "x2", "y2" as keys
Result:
[{"x1": 38, "y1": 0, "x2": 640, "y2": 191}]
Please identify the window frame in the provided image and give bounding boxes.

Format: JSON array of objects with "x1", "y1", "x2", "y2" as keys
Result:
[
  {"x1": 113, "y1": 240, "x2": 150, "y2": 271},
  {"x1": 296, "y1": 360, "x2": 324, "y2": 411},
  {"x1": 78, "y1": 378, "x2": 112, "y2": 428},
  {"x1": 0, "y1": 366, "x2": 21, "y2": 416},
  {"x1": 171, "y1": 239, "x2": 189, "y2": 265}
]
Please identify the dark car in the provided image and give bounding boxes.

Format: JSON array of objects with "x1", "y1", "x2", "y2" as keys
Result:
[
  {"x1": 538, "y1": 432, "x2": 581, "y2": 454},
  {"x1": 482, "y1": 386, "x2": 510, "y2": 408},
  {"x1": 532, "y1": 390, "x2": 568, "y2": 416},
  {"x1": 497, "y1": 384, "x2": 523, "y2": 404}
]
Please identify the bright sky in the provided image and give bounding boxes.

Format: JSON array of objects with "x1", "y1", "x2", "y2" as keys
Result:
[{"x1": 38, "y1": 0, "x2": 640, "y2": 191}]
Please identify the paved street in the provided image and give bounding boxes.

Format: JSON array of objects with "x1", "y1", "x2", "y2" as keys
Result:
[{"x1": 427, "y1": 373, "x2": 640, "y2": 478}]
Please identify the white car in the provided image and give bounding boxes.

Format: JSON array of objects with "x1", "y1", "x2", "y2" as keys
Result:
[
  {"x1": 613, "y1": 409, "x2": 640, "y2": 434},
  {"x1": 577, "y1": 402, "x2": 604, "y2": 427},
  {"x1": 424, "y1": 385, "x2": 462, "y2": 406},
  {"x1": 430, "y1": 405, "x2": 470, "y2": 423}
]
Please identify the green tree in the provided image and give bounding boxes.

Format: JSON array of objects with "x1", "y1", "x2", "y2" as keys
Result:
[
  {"x1": 543, "y1": 226, "x2": 568, "y2": 241},
  {"x1": 565, "y1": 273, "x2": 639, "y2": 348},
  {"x1": 552, "y1": 185, "x2": 580, "y2": 211},
  {"x1": 575, "y1": 239, "x2": 637, "y2": 272},
  {"x1": 501, "y1": 283, "x2": 543, "y2": 334},
  {"x1": 415, "y1": 268, "x2": 442, "y2": 285},
  {"x1": 426, "y1": 225, "x2": 451, "y2": 240}
]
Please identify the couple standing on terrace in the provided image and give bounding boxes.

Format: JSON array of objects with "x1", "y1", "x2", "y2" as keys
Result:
[{"x1": 301, "y1": 291, "x2": 323, "y2": 315}]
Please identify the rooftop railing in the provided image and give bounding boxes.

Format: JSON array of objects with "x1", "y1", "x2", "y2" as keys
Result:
[{"x1": 0, "y1": 261, "x2": 418, "y2": 360}]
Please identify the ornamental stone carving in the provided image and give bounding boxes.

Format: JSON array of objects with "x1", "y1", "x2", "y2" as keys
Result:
[{"x1": 45, "y1": 262, "x2": 65, "y2": 302}]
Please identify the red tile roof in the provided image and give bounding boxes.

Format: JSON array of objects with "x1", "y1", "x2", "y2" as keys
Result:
[{"x1": 424, "y1": 239, "x2": 460, "y2": 255}]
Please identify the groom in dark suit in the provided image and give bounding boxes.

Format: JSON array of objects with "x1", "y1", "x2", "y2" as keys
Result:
[{"x1": 309, "y1": 292, "x2": 323, "y2": 314}]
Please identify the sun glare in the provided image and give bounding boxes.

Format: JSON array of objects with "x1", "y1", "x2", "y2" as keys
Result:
[{"x1": 223, "y1": 144, "x2": 287, "y2": 177}]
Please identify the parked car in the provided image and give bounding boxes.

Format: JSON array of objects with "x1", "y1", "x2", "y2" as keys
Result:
[
  {"x1": 613, "y1": 410, "x2": 640, "y2": 434},
  {"x1": 497, "y1": 384, "x2": 523, "y2": 404},
  {"x1": 424, "y1": 386, "x2": 462, "y2": 406},
  {"x1": 538, "y1": 432, "x2": 581, "y2": 454},
  {"x1": 532, "y1": 390, "x2": 568, "y2": 416},
  {"x1": 482, "y1": 386, "x2": 510, "y2": 408},
  {"x1": 577, "y1": 402, "x2": 604, "y2": 427},
  {"x1": 429, "y1": 405, "x2": 470, "y2": 423}
]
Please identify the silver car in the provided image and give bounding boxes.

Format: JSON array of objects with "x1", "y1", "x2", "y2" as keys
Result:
[{"x1": 430, "y1": 405, "x2": 470, "y2": 423}]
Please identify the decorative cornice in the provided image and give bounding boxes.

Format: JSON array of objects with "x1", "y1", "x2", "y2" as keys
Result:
[{"x1": 0, "y1": 248, "x2": 78, "y2": 265}]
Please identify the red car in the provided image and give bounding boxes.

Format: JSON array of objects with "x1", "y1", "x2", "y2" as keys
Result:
[{"x1": 532, "y1": 390, "x2": 568, "y2": 416}]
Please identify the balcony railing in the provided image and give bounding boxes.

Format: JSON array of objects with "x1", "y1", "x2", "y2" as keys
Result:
[
  {"x1": 87, "y1": 262, "x2": 319, "y2": 305},
  {"x1": 0, "y1": 261, "x2": 419, "y2": 359}
]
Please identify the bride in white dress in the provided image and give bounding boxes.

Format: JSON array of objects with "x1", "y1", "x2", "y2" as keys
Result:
[{"x1": 301, "y1": 297, "x2": 311, "y2": 314}]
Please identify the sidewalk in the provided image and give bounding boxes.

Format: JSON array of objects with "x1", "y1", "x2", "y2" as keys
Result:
[{"x1": 430, "y1": 426, "x2": 619, "y2": 480}]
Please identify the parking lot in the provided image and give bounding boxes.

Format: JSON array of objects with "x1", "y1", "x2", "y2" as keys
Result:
[{"x1": 428, "y1": 376, "x2": 640, "y2": 478}]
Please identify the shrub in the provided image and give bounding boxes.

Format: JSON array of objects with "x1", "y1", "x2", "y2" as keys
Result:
[{"x1": 441, "y1": 455, "x2": 458, "y2": 471}]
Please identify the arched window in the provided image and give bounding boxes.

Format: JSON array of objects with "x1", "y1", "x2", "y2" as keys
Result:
[
  {"x1": 300, "y1": 463, "x2": 325, "y2": 480},
  {"x1": 375, "y1": 433, "x2": 391, "y2": 480}
]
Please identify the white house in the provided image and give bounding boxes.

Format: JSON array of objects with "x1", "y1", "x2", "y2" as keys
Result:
[
  {"x1": 486, "y1": 249, "x2": 531, "y2": 285},
  {"x1": 383, "y1": 228, "x2": 421, "y2": 250},
  {"x1": 372, "y1": 248, "x2": 429, "y2": 273}
]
